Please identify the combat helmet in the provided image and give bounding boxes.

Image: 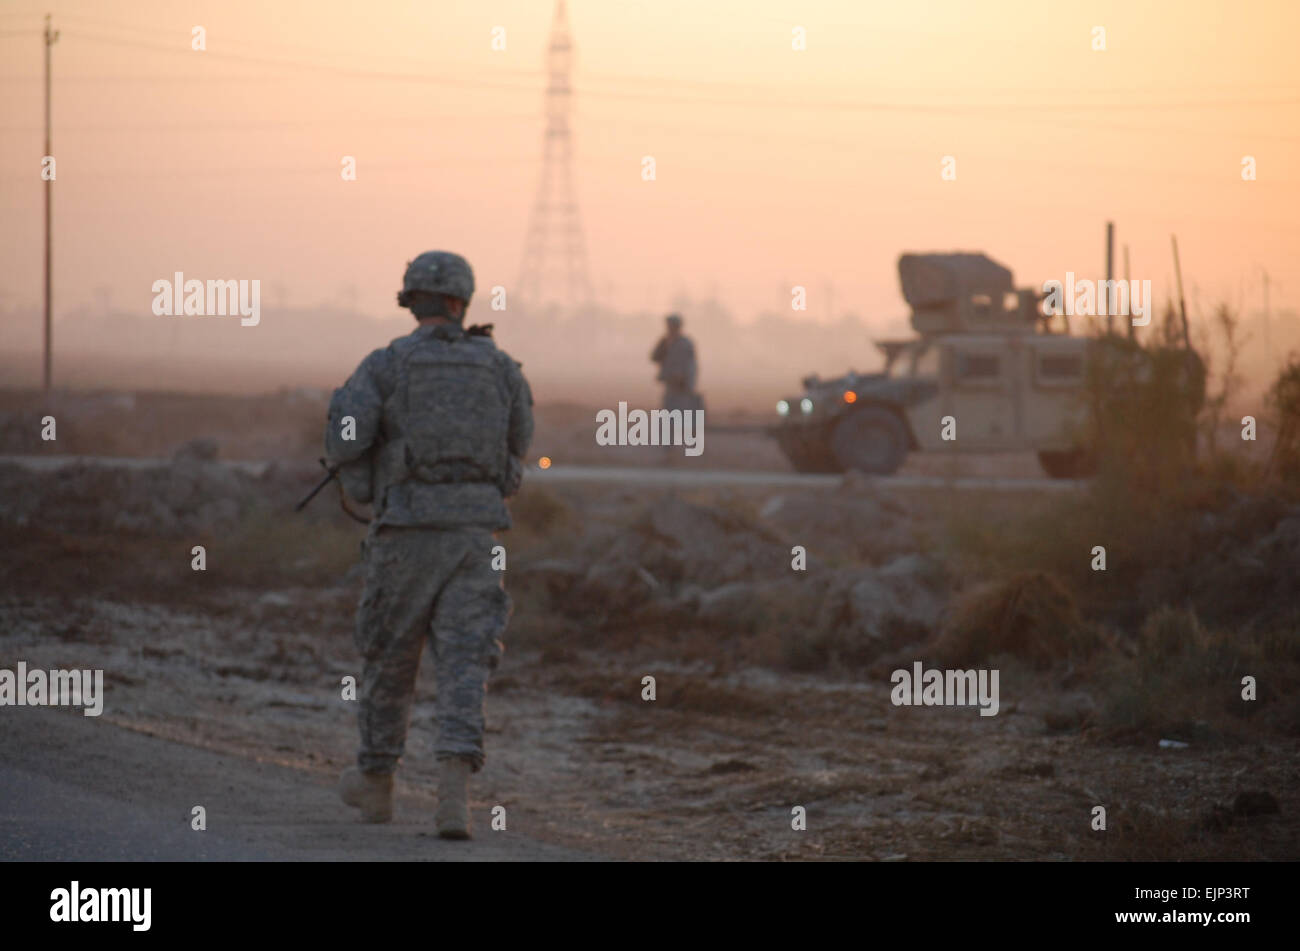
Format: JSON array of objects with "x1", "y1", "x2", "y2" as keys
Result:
[{"x1": 397, "y1": 251, "x2": 475, "y2": 310}]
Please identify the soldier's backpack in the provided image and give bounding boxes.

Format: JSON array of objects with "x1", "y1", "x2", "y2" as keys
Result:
[{"x1": 397, "y1": 333, "x2": 511, "y2": 488}]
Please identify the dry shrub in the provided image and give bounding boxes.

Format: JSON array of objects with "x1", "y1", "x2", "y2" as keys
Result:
[
  {"x1": 1096, "y1": 604, "x2": 1300, "y2": 742},
  {"x1": 508, "y1": 485, "x2": 572, "y2": 538},
  {"x1": 933, "y1": 571, "x2": 1100, "y2": 668},
  {"x1": 1137, "y1": 604, "x2": 1207, "y2": 658},
  {"x1": 1084, "y1": 333, "x2": 1204, "y2": 495},
  {"x1": 1200, "y1": 302, "x2": 1249, "y2": 459},
  {"x1": 1267, "y1": 353, "x2": 1300, "y2": 485},
  {"x1": 1079, "y1": 804, "x2": 1240, "y2": 861}
]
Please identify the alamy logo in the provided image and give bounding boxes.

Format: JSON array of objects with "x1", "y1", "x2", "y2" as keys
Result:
[
  {"x1": 0, "y1": 663, "x2": 104, "y2": 716},
  {"x1": 50, "y1": 882, "x2": 151, "y2": 932},
  {"x1": 151, "y1": 272, "x2": 261, "y2": 326},
  {"x1": 595, "y1": 401, "x2": 704, "y2": 456},
  {"x1": 1041, "y1": 272, "x2": 1152, "y2": 327},
  {"x1": 890, "y1": 661, "x2": 1000, "y2": 717}
]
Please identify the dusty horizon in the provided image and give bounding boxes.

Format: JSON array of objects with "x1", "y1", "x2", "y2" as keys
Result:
[{"x1": 1, "y1": 0, "x2": 1297, "y2": 402}]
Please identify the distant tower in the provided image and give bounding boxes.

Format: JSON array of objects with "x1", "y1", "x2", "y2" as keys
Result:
[{"x1": 516, "y1": 0, "x2": 593, "y2": 308}]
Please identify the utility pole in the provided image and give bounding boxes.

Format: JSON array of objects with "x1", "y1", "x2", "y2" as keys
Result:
[
  {"x1": 1124, "y1": 243, "x2": 1133, "y2": 340},
  {"x1": 1104, "y1": 221, "x2": 1114, "y2": 336},
  {"x1": 1170, "y1": 235, "x2": 1192, "y2": 351},
  {"x1": 43, "y1": 14, "x2": 58, "y2": 392},
  {"x1": 1261, "y1": 268, "x2": 1272, "y2": 353}
]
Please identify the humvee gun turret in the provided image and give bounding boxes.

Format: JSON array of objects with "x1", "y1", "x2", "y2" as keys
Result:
[{"x1": 768, "y1": 252, "x2": 1100, "y2": 477}]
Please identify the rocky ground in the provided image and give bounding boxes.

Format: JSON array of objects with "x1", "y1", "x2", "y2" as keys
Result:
[{"x1": 0, "y1": 389, "x2": 1295, "y2": 860}]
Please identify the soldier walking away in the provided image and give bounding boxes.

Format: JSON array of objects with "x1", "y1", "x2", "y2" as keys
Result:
[{"x1": 325, "y1": 250, "x2": 533, "y2": 839}]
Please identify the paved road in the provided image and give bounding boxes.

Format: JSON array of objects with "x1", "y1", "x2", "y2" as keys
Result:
[
  {"x1": 0, "y1": 454, "x2": 1083, "y2": 492},
  {"x1": 530, "y1": 464, "x2": 1083, "y2": 491},
  {"x1": 0, "y1": 709, "x2": 594, "y2": 862},
  {"x1": 0, "y1": 454, "x2": 273, "y2": 476}
]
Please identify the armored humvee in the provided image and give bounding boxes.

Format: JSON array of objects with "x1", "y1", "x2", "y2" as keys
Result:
[{"x1": 768, "y1": 252, "x2": 1097, "y2": 478}]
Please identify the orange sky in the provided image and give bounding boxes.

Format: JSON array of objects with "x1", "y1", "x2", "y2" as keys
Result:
[{"x1": 1, "y1": 0, "x2": 1297, "y2": 337}]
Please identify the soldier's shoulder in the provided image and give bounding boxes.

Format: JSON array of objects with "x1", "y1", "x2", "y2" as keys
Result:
[
  {"x1": 467, "y1": 333, "x2": 501, "y2": 353},
  {"x1": 332, "y1": 345, "x2": 389, "y2": 406},
  {"x1": 482, "y1": 338, "x2": 522, "y2": 369},
  {"x1": 498, "y1": 349, "x2": 526, "y2": 377},
  {"x1": 362, "y1": 341, "x2": 402, "y2": 377},
  {"x1": 386, "y1": 326, "x2": 425, "y2": 353},
  {"x1": 343, "y1": 342, "x2": 392, "y2": 378},
  {"x1": 461, "y1": 330, "x2": 512, "y2": 365}
]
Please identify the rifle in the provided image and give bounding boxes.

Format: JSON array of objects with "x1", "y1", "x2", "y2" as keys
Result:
[{"x1": 295, "y1": 458, "x2": 370, "y2": 524}]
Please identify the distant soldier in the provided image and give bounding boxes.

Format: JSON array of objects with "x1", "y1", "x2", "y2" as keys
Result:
[
  {"x1": 325, "y1": 250, "x2": 533, "y2": 839},
  {"x1": 650, "y1": 312, "x2": 700, "y2": 413}
]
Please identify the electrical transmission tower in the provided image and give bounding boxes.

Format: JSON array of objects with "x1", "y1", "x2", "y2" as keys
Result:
[{"x1": 516, "y1": 0, "x2": 593, "y2": 308}]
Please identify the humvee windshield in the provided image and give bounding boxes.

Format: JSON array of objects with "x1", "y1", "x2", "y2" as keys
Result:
[{"x1": 886, "y1": 343, "x2": 939, "y2": 378}]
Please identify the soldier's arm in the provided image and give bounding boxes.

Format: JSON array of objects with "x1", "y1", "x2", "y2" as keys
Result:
[
  {"x1": 508, "y1": 363, "x2": 535, "y2": 460},
  {"x1": 496, "y1": 358, "x2": 534, "y2": 499},
  {"x1": 325, "y1": 348, "x2": 390, "y2": 463},
  {"x1": 651, "y1": 338, "x2": 667, "y2": 363}
]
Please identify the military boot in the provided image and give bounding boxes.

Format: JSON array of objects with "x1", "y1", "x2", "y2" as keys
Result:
[
  {"x1": 339, "y1": 767, "x2": 393, "y2": 823},
  {"x1": 436, "y1": 756, "x2": 473, "y2": 840}
]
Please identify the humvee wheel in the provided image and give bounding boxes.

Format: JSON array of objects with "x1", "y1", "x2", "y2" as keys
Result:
[
  {"x1": 1037, "y1": 449, "x2": 1096, "y2": 478},
  {"x1": 830, "y1": 407, "x2": 909, "y2": 475}
]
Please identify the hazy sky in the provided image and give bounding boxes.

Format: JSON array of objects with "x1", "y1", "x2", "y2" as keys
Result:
[{"x1": 1, "y1": 0, "x2": 1297, "y2": 331}]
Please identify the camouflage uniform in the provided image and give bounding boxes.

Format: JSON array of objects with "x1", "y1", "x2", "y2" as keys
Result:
[
  {"x1": 326, "y1": 321, "x2": 533, "y2": 774},
  {"x1": 651, "y1": 333, "x2": 699, "y2": 412}
]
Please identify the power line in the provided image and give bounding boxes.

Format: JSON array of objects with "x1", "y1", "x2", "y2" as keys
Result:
[
  {"x1": 6, "y1": 64, "x2": 1296, "y2": 101},
  {"x1": 580, "y1": 66, "x2": 1300, "y2": 98},
  {"x1": 61, "y1": 29, "x2": 544, "y2": 92},
  {"x1": 0, "y1": 73, "x2": 313, "y2": 84},
  {"x1": 39, "y1": 29, "x2": 1300, "y2": 115},
  {"x1": 0, "y1": 155, "x2": 550, "y2": 183},
  {"x1": 572, "y1": 104, "x2": 1300, "y2": 144},
  {"x1": 15, "y1": 12, "x2": 1300, "y2": 102},
  {"x1": 569, "y1": 80, "x2": 1300, "y2": 113},
  {"x1": 5, "y1": 19, "x2": 1295, "y2": 230},
  {"x1": 48, "y1": 10, "x2": 542, "y2": 75},
  {"x1": 0, "y1": 113, "x2": 539, "y2": 131}
]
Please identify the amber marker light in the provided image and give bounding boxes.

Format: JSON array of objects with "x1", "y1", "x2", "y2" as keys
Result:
[
  {"x1": 843, "y1": 391, "x2": 857, "y2": 404},
  {"x1": 538, "y1": 456, "x2": 552, "y2": 469}
]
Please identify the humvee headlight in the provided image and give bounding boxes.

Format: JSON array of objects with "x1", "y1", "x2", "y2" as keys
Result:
[
  {"x1": 800, "y1": 398, "x2": 813, "y2": 414},
  {"x1": 776, "y1": 400, "x2": 790, "y2": 416}
]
